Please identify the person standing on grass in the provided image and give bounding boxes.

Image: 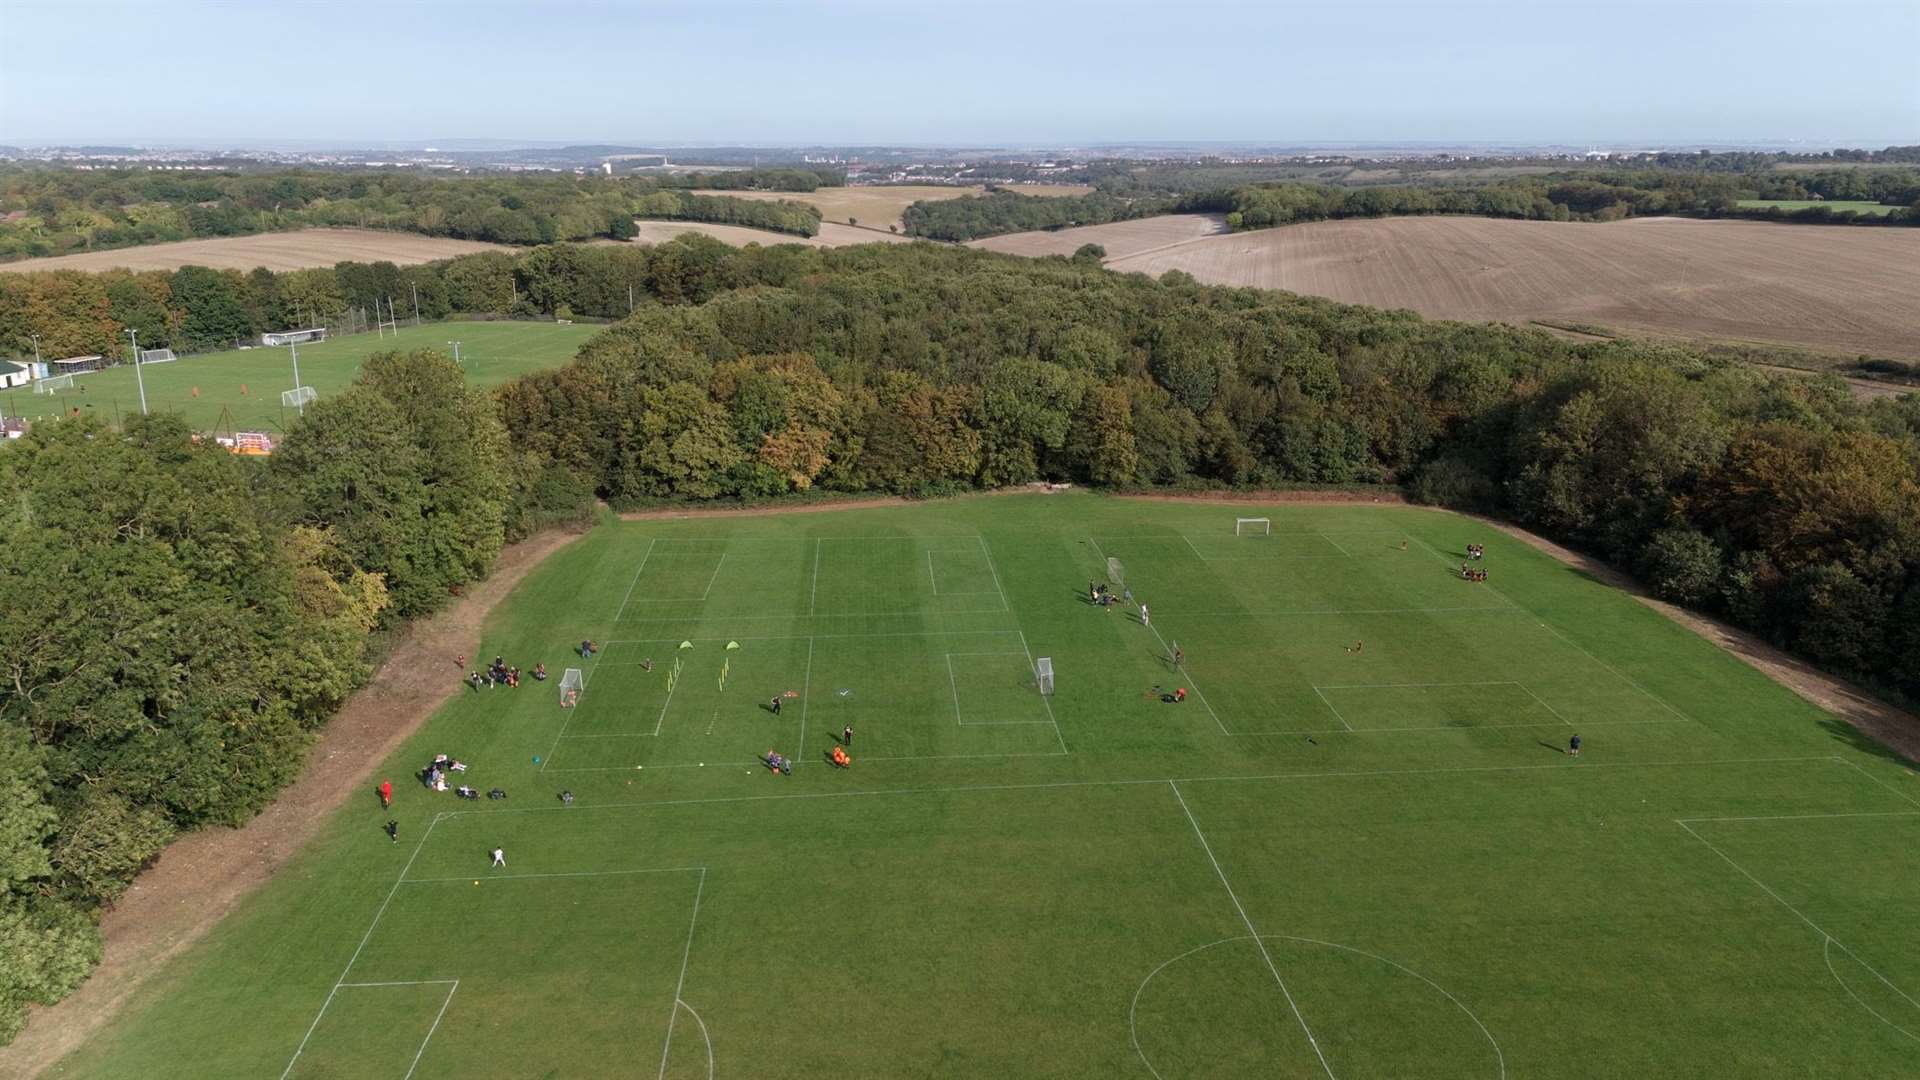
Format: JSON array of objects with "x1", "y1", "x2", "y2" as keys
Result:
[
  {"x1": 1139, "y1": 603, "x2": 1150, "y2": 628},
  {"x1": 770, "y1": 694, "x2": 782, "y2": 716},
  {"x1": 843, "y1": 724, "x2": 853, "y2": 747},
  {"x1": 1568, "y1": 733, "x2": 1581, "y2": 757},
  {"x1": 491, "y1": 847, "x2": 506, "y2": 868},
  {"x1": 379, "y1": 778, "x2": 393, "y2": 810},
  {"x1": 385, "y1": 820, "x2": 399, "y2": 844}
]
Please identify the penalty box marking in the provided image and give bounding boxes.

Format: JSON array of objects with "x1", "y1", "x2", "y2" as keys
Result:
[
  {"x1": 946, "y1": 651, "x2": 1057, "y2": 726},
  {"x1": 288, "y1": 980, "x2": 459, "y2": 1080}
]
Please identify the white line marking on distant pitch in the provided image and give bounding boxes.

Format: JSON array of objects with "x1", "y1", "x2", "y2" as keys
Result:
[
  {"x1": 1183, "y1": 534, "x2": 1208, "y2": 562},
  {"x1": 1827, "y1": 937, "x2": 1920, "y2": 1043},
  {"x1": 695, "y1": 552, "x2": 727, "y2": 600},
  {"x1": 1149, "y1": 620, "x2": 1228, "y2": 735},
  {"x1": 612, "y1": 538, "x2": 658, "y2": 625},
  {"x1": 794, "y1": 636, "x2": 814, "y2": 767},
  {"x1": 676, "y1": 999, "x2": 716, "y2": 1080},
  {"x1": 809, "y1": 538, "x2": 822, "y2": 615},
  {"x1": 1833, "y1": 756, "x2": 1920, "y2": 811},
  {"x1": 1169, "y1": 782, "x2": 1337, "y2": 1078},
  {"x1": 657, "y1": 869, "x2": 708, "y2": 1080},
  {"x1": 977, "y1": 535, "x2": 1012, "y2": 612},
  {"x1": 406, "y1": 867, "x2": 710, "y2": 884},
  {"x1": 1018, "y1": 629, "x2": 1070, "y2": 754},
  {"x1": 1315, "y1": 532, "x2": 1353, "y2": 557},
  {"x1": 403, "y1": 981, "x2": 460, "y2": 1080},
  {"x1": 1312, "y1": 687, "x2": 1354, "y2": 731}
]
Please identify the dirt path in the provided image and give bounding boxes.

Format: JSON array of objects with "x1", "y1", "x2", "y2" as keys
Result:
[{"x1": 0, "y1": 528, "x2": 586, "y2": 1080}]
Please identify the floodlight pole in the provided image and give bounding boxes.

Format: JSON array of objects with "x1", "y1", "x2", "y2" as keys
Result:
[
  {"x1": 289, "y1": 339, "x2": 305, "y2": 413},
  {"x1": 126, "y1": 329, "x2": 148, "y2": 415}
]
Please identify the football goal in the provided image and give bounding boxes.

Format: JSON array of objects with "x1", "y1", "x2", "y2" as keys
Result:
[
  {"x1": 34, "y1": 374, "x2": 74, "y2": 394},
  {"x1": 1035, "y1": 657, "x2": 1054, "y2": 697},
  {"x1": 281, "y1": 386, "x2": 317, "y2": 410},
  {"x1": 559, "y1": 667, "x2": 584, "y2": 707},
  {"x1": 262, "y1": 328, "x2": 327, "y2": 347},
  {"x1": 138, "y1": 347, "x2": 177, "y2": 364},
  {"x1": 1235, "y1": 517, "x2": 1271, "y2": 536}
]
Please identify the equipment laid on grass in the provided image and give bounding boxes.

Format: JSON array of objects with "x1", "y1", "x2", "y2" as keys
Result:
[
  {"x1": 718, "y1": 657, "x2": 730, "y2": 691},
  {"x1": 558, "y1": 667, "x2": 583, "y2": 707},
  {"x1": 1235, "y1": 517, "x2": 1271, "y2": 536},
  {"x1": 281, "y1": 385, "x2": 317, "y2": 411},
  {"x1": 668, "y1": 656, "x2": 683, "y2": 693},
  {"x1": 1106, "y1": 557, "x2": 1125, "y2": 587},
  {"x1": 261, "y1": 328, "x2": 327, "y2": 347},
  {"x1": 34, "y1": 374, "x2": 74, "y2": 394},
  {"x1": 1035, "y1": 656, "x2": 1055, "y2": 697},
  {"x1": 138, "y1": 347, "x2": 177, "y2": 364}
]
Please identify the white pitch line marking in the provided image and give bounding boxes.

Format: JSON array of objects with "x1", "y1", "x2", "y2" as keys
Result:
[
  {"x1": 808, "y1": 538, "x2": 822, "y2": 615},
  {"x1": 1312, "y1": 686, "x2": 1354, "y2": 731},
  {"x1": 676, "y1": 999, "x2": 716, "y2": 1080},
  {"x1": 1170, "y1": 781, "x2": 1336, "y2": 1078},
  {"x1": 657, "y1": 869, "x2": 708, "y2": 1080},
  {"x1": 402, "y1": 981, "x2": 460, "y2": 1080}
]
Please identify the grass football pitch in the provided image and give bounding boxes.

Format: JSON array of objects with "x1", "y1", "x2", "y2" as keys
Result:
[
  {"x1": 56, "y1": 494, "x2": 1920, "y2": 1078},
  {"x1": 0, "y1": 321, "x2": 598, "y2": 435}
]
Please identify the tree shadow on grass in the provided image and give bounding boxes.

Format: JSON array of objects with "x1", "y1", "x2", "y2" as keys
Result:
[{"x1": 1818, "y1": 717, "x2": 1919, "y2": 770}]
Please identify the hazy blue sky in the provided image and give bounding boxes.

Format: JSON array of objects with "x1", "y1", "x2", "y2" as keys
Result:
[{"x1": 1, "y1": 0, "x2": 1914, "y2": 146}]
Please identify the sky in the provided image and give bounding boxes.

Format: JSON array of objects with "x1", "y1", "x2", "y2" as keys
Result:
[{"x1": 1, "y1": 0, "x2": 1914, "y2": 148}]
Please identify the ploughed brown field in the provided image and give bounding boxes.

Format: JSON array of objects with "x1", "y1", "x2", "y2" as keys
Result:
[
  {"x1": 1049, "y1": 214, "x2": 1920, "y2": 359},
  {"x1": 968, "y1": 213, "x2": 1229, "y2": 260},
  {"x1": 0, "y1": 228, "x2": 514, "y2": 273},
  {"x1": 722, "y1": 183, "x2": 1093, "y2": 232},
  {"x1": 627, "y1": 220, "x2": 914, "y2": 248}
]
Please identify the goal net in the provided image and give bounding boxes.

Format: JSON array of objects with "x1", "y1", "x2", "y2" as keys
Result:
[
  {"x1": 1035, "y1": 656, "x2": 1054, "y2": 697},
  {"x1": 559, "y1": 667, "x2": 584, "y2": 706},
  {"x1": 34, "y1": 374, "x2": 74, "y2": 394},
  {"x1": 262, "y1": 328, "x2": 327, "y2": 347},
  {"x1": 1105, "y1": 557, "x2": 1125, "y2": 587},
  {"x1": 1235, "y1": 517, "x2": 1271, "y2": 536},
  {"x1": 281, "y1": 386, "x2": 317, "y2": 410},
  {"x1": 138, "y1": 347, "x2": 177, "y2": 364}
]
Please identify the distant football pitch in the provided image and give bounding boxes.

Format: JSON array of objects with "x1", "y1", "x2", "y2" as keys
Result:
[
  {"x1": 0, "y1": 321, "x2": 596, "y2": 435},
  {"x1": 60, "y1": 494, "x2": 1920, "y2": 1078}
]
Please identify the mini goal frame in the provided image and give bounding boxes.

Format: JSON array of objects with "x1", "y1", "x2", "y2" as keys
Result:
[
  {"x1": 1035, "y1": 656, "x2": 1055, "y2": 697},
  {"x1": 1235, "y1": 517, "x2": 1271, "y2": 536},
  {"x1": 138, "y1": 347, "x2": 177, "y2": 364},
  {"x1": 559, "y1": 667, "x2": 584, "y2": 706},
  {"x1": 34, "y1": 374, "x2": 74, "y2": 394},
  {"x1": 281, "y1": 386, "x2": 317, "y2": 411}
]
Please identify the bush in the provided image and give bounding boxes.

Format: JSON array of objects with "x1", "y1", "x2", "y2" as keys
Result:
[{"x1": 1639, "y1": 528, "x2": 1723, "y2": 605}]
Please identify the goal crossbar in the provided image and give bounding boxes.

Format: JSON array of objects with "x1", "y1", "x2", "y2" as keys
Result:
[
  {"x1": 281, "y1": 386, "x2": 317, "y2": 409},
  {"x1": 138, "y1": 347, "x2": 176, "y2": 364},
  {"x1": 1235, "y1": 517, "x2": 1271, "y2": 535},
  {"x1": 34, "y1": 374, "x2": 74, "y2": 394}
]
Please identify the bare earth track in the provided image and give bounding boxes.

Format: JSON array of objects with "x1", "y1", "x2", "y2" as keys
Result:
[
  {"x1": 0, "y1": 529, "x2": 585, "y2": 1080},
  {"x1": 1083, "y1": 215, "x2": 1920, "y2": 360},
  {"x1": 968, "y1": 213, "x2": 1229, "y2": 260},
  {"x1": 0, "y1": 228, "x2": 514, "y2": 274},
  {"x1": 720, "y1": 183, "x2": 1092, "y2": 233}
]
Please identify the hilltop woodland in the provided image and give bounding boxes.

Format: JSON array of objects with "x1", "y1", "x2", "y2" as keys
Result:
[
  {"x1": 0, "y1": 167, "x2": 840, "y2": 261},
  {"x1": 3, "y1": 237, "x2": 1919, "y2": 1040},
  {"x1": 901, "y1": 160, "x2": 1920, "y2": 240}
]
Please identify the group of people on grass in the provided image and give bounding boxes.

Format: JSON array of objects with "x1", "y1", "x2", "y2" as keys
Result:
[
  {"x1": 466, "y1": 655, "x2": 543, "y2": 690},
  {"x1": 1460, "y1": 541, "x2": 1490, "y2": 582},
  {"x1": 421, "y1": 753, "x2": 472, "y2": 796}
]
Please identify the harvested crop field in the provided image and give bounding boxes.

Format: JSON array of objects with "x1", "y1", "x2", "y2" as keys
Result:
[
  {"x1": 0, "y1": 228, "x2": 513, "y2": 273},
  {"x1": 968, "y1": 213, "x2": 1229, "y2": 260},
  {"x1": 627, "y1": 220, "x2": 914, "y2": 248},
  {"x1": 723, "y1": 183, "x2": 1093, "y2": 232},
  {"x1": 1093, "y1": 216, "x2": 1920, "y2": 359}
]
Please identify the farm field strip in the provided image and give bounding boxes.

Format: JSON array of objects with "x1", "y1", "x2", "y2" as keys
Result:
[{"x1": 0, "y1": 227, "x2": 513, "y2": 274}]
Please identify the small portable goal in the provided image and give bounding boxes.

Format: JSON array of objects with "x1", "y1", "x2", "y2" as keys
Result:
[
  {"x1": 1035, "y1": 656, "x2": 1054, "y2": 697},
  {"x1": 1235, "y1": 517, "x2": 1271, "y2": 536},
  {"x1": 138, "y1": 347, "x2": 177, "y2": 364},
  {"x1": 559, "y1": 667, "x2": 584, "y2": 706},
  {"x1": 34, "y1": 374, "x2": 74, "y2": 394},
  {"x1": 281, "y1": 386, "x2": 317, "y2": 410}
]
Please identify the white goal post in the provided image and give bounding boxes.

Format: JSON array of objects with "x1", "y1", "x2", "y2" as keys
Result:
[
  {"x1": 1235, "y1": 517, "x2": 1271, "y2": 536},
  {"x1": 262, "y1": 328, "x2": 327, "y2": 347},
  {"x1": 1105, "y1": 557, "x2": 1125, "y2": 587},
  {"x1": 34, "y1": 374, "x2": 74, "y2": 394},
  {"x1": 138, "y1": 347, "x2": 177, "y2": 364},
  {"x1": 281, "y1": 386, "x2": 317, "y2": 410},
  {"x1": 1035, "y1": 656, "x2": 1054, "y2": 697},
  {"x1": 559, "y1": 667, "x2": 584, "y2": 706}
]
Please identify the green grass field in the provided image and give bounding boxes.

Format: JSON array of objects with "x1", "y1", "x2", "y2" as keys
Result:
[
  {"x1": 1736, "y1": 199, "x2": 1896, "y2": 216},
  {"x1": 52, "y1": 494, "x2": 1919, "y2": 1078},
  {"x1": 0, "y1": 321, "x2": 598, "y2": 435}
]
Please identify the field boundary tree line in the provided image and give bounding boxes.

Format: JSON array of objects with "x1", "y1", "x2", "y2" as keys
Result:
[
  {"x1": 0, "y1": 166, "x2": 843, "y2": 262},
  {"x1": 4, "y1": 236, "x2": 1916, "y2": 1042}
]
